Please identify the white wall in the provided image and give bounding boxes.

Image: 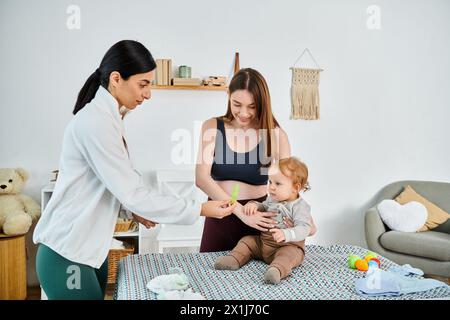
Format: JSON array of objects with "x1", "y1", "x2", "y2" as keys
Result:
[{"x1": 1, "y1": 0, "x2": 450, "y2": 285}]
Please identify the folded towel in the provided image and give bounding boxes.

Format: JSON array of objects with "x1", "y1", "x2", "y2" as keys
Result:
[
  {"x1": 146, "y1": 273, "x2": 189, "y2": 294},
  {"x1": 146, "y1": 268, "x2": 206, "y2": 300},
  {"x1": 110, "y1": 238, "x2": 125, "y2": 249},
  {"x1": 355, "y1": 267, "x2": 448, "y2": 297}
]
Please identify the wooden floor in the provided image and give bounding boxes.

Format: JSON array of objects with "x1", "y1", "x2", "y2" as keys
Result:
[
  {"x1": 25, "y1": 286, "x2": 41, "y2": 300},
  {"x1": 105, "y1": 284, "x2": 115, "y2": 300}
]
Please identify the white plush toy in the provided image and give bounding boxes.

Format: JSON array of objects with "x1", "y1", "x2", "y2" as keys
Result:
[{"x1": 0, "y1": 168, "x2": 41, "y2": 236}]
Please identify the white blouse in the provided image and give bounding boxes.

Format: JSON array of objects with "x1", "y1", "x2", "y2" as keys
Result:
[{"x1": 33, "y1": 86, "x2": 201, "y2": 268}]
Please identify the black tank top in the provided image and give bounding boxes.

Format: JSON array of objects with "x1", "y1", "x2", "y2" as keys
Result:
[{"x1": 211, "y1": 118, "x2": 269, "y2": 185}]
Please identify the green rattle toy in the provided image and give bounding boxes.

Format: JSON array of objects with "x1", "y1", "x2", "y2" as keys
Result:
[
  {"x1": 347, "y1": 254, "x2": 361, "y2": 269},
  {"x1": 230, "y1": 184, "x2": 240, "y2": 205}
]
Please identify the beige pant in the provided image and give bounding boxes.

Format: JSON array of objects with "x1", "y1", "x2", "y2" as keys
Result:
[{"x1": 229, "y1": 232, "x2": 305, "y2": 279}]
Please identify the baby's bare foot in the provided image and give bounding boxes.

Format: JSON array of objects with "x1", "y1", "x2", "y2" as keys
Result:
[
  {"x1": 214, "y1": 256, "x2": 240, "y2": 270},
  {"x1": 264, "y1": 267, "x2": 281, "y2": 284}
]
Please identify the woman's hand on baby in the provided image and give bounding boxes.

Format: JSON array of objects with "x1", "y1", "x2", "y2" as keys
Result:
[
  {"x1": 243, "y1": 202, "x2": 258, "y2": 215},
  {"x1": 283, "y1": 216, "x2": 294, "y2": 228},
  {"x1": 269, "y1": 228, "x2": 286, "y2": 243},
  {"x1": 239, "y1": 211, "x2": 278, "y2": 232},
  {"x1": 201, "y1": 200, "x2": 236, "y2": 219},
  {"x1": 284, "y1": 216, "x2": 317, "y2": 236},
  {"x1": 132, "y1": 213, "x2": 158, "y2": 229}
]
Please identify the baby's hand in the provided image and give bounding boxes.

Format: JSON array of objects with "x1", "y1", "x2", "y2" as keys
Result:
[
  {"x1": 243, "y1": 202, "x2": 259, "y2": 215},
  {"x1": 269, "y1": 228, "x2": 286, "y2": 243}
]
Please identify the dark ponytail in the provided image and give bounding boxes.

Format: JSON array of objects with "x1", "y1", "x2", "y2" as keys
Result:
[
  {"x1": 73, "y1": 70, "x2": 101, "y2": 115},
  {"x1": 73, "y1": 40, "x2": 156, "y2": 115}
]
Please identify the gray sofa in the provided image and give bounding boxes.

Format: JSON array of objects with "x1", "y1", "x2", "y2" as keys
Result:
[{"x1": 365, "y1": 180, "x2": 450, "y2": 279}]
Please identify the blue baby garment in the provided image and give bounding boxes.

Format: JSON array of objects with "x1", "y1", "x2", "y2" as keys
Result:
[
  {"x1": 388, "y1": 264, "x2": 424, "y2": 277},
  {"x1": 355, "y1": 266, "x2": 448, "y2": 297}
]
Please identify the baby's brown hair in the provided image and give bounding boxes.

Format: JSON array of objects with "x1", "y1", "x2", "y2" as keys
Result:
[{"x1": 277, "y1": 157, "x2": 310, "y2": 192}]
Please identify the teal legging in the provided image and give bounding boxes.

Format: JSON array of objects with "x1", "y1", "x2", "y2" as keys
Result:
[{"x1": 36, "y1": 244, "x2": 108, "y2": 300}]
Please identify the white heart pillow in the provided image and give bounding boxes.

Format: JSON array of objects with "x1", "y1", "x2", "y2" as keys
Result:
[{"x1": 377, "y1": 200, "x2": 427, "y2": 232}]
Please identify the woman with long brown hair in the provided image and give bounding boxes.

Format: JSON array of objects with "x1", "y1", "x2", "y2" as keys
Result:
[{"x1": 196, "y1": 68, "x2": 293, "y2": 252}]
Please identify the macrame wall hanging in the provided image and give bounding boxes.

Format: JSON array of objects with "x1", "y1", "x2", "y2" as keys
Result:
[{"x1": 290, "y1": 48, "x2": 323, "y2": 120}]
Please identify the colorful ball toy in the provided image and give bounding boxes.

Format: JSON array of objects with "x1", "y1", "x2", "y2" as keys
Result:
[
  {"x1": 347, "y1": 251, "x2": 381, "y2": 271},
  {"x1": 355, "y1": 259, "x2": 369, "y2": 271},
  {"x1": 347, "y1": 254, "x2": 361, "y2": 269}
]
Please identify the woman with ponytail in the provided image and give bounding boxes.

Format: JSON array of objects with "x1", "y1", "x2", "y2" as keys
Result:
[{"x1": 33, "y1": 40, "x2": 235, "y2": 299}]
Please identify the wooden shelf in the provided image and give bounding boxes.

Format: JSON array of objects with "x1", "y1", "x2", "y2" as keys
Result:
[
  {"x1": 151, "y1": 85, "x2": 227, "y2": 91},
  {"x1": 114, "y1": 230, "x2": 139, "y2": 238},
  {"x1": 151, "y1": 53, "x2": 239, "y2": 92}
]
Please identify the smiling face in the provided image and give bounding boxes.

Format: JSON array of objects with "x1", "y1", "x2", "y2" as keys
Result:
[
  {"x1": 108, "y1": 70, "x2": 155, "y2": 109},
  {"x1": 229, "y1": 89, "x2": 258, "y2": 128}
]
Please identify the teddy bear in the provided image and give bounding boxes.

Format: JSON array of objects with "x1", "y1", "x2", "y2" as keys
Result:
[{"x1": 0, "y1": 168, "x2": 41, "y2": 236}]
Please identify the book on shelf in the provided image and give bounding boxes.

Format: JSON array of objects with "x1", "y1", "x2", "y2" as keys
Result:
[
  {"x1": 167, "y1": 59, "x2": 173, "y2": 85},
  {"x1": 162, "y1": 59, "x2": 168, "y2": 85},
  {"x1": 155, "y1": 59, "x2": 163, "y2": 85},
  {"x1": 172, "y1": 77, "x2": 202, "y2": 86},
  {"x1": 155, "y1": 58, "x2": 173, "y2": 85}
]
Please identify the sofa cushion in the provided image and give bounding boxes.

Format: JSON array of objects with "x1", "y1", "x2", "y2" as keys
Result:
[
  {"x1": 395, "y1": 185, "x2": 450, "y2": 232},
  {"x1": 380, "y1": 230, "x2": 450, "y2": 262},
  {"x1": 377, "y1": 200, "x2": 427, "y2": 232},
  {"x1": 433, "y1": 218, "x2": 450, "y2": 234}
]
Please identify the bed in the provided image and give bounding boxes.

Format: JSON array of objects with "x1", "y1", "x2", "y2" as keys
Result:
[{"x1": 114, "y1": 244, "x2": 450, "y2": 300}]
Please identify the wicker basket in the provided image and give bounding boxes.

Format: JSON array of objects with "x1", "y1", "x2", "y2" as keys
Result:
[
  {"x1": 107, "y1": 240, "x2": 135, "y2": 284},
  {"x1": 114, "y1": 219, "x2": 133, "y2": 233}
]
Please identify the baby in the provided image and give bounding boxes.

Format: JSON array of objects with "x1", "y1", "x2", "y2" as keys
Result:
[{"x1": 214, "y1": 157, "x2": 314, "y2": 284}]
